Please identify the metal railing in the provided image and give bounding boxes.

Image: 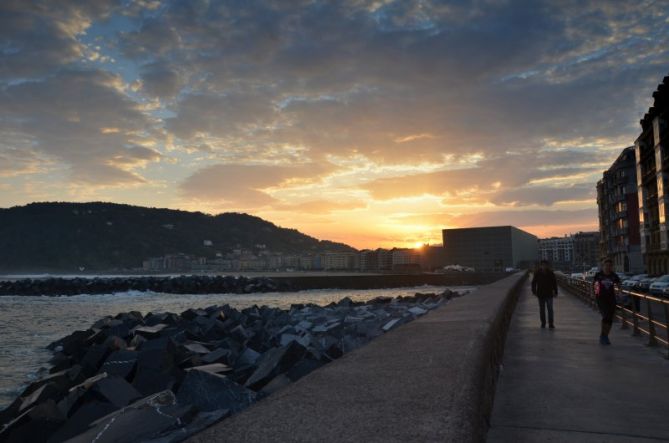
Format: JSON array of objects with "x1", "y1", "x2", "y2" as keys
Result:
[{"x1": 557, "y1": 275, "x2": 669, "y2": 359}]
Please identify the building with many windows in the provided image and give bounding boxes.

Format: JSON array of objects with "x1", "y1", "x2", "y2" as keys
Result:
[
  {"x1": 538, "y1": 236, "x2": 573, "y2": 272},
  {"x1": 596, "y1": 147, "x2": 642, "y2": 273},
  {"x1": 572, "y1": 231, "x2": 601, "y2": 272},
  {"x1": 635, "y1": 75, "x2": 669, "y2": 274}
]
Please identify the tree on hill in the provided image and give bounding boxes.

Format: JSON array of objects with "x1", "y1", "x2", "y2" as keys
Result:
[{"x1": 0, "y1": 202, "x2": 356, "y2": 272}]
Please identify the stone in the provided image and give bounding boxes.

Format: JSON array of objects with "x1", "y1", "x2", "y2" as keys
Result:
[
  {"x1": 64, "y1": 391, "x2": 194, "y2": 443},
  {"x1": 236, "y1": 347, "x2": 261, "y2": 367},
  {"x1": 181, "y1": 308, "x2": 208, "y2": 320},
  {"x1": 279, "y1": 333, "x2": 310, "y2": 347},
  {"x1": 129, "y1": 334, "x2": 147, "y2": 348},
  {"x1": 285, "y1": 359, "x2": 324, "y2": 382},
  {"x1": 0, "y1": 401, "x2": 64, "y2": 443},
  {"x1": 294, "y1": 320, "x2": 313, "y2": 331},
  {"x1": 144, "y1": 313, "x2": 169, "y2": 326},
  {"x1": 133, "y1": 324, "x2": 168, "y2": 339},
  {"x1": 177, "y1": 369, "x2": 257, "y2": 413},
  {"x1": 382, "y1": 318, "x2": 401, "y2": 332},
  {"x1": 18, "y1": 382, "x2": 62, "y2": 413},
  {"x1": 408, "y1": 306, "x2": 428, "y2": 316},
  {"x1": 229, "y1": 325, "x2": 253, "y2": 343},
  {"x1": 185, "y1": 363, "x2": 232, "y2": 375},
  {"x1": 201, "y1": 348, "x2": 234, "y2": 365},
  {"x1": 182, "y1": 343, "x2": 211, "y2": 355},
  {"x1": 132, "y1": 347, "x2": 178, "y2": 396},
  {"x1": 337, "y1": 297, "x2": 354, "y2": 307},
  {"x1": 99, "y1": 350, "x2": 138, "y2": 379},
  {"x1": 81, "y1": 344, "x2": 111, "y2": 376},
  {"x1": 245, "y1": 341, "x2": 308, "y2": 391},
  {"x1": 50, "y1": 401, "x2": 120, "y2": 442},
  {"x1": 312, "y1": 321, "x2": 341, "y2": 333},
  {"x1": 259, "y1": 374, "x2": 292, "y2": 396},
  {"x1": 48, "y1": 330, "x2": 95, "y2": 356},
  {"x1": 50, "y1": 356, "x2": 74, "y2": 375},
  {"x1": 91, "y1": 376, "x2": 143, "y2": 408},
  {"x1": 103, "y1": 335, "x2": 128, "y2": 351}
]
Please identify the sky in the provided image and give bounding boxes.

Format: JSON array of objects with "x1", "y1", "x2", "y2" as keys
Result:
[{"x1": 1, "y1": 0, "x2": 669, "y2": 249}]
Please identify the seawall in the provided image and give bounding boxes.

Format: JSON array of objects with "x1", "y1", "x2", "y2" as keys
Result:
[
  {"x1": 188, "y1": 271, "x2": 527, "y2": 442},
  {"x1": 0, "y1": 272, "x2": 506, "y2": 296}
]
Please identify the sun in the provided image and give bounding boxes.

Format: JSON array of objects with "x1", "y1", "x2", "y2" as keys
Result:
[{"x1": 414, "y1": 242, "x2": 424, "y2": 249}]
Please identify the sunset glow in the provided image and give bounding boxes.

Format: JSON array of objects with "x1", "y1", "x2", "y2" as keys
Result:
[{"x1": 1, "y1": 1, "x2": 668, "y2": 248}]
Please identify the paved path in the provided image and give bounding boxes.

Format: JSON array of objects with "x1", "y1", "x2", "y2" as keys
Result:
[{"x1": 488, "y1": 281, "x2": 669, "y2": 442}]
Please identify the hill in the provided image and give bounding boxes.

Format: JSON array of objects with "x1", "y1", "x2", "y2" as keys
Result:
[{"x1": 0, "y1": 202, "x2": 356, "y2": 272}]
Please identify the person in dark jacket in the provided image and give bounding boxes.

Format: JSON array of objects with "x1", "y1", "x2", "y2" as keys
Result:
[
  {"x1": 592, "y1": 258, "x2": 620, "y2": 345},
  {"x1": 531, "y1": 260, "x2": 558, "y2": 328}
]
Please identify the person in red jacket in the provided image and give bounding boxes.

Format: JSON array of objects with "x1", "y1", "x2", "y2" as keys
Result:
[
  {"x1": 531, "y1": 260, "x2": 558, "y2": 328},
  {"x1": 593, "y1": 258, "x2": 620, "y2": 345}
]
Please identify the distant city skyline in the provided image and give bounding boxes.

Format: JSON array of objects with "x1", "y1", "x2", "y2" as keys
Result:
[{"x1": 2, "y1": 1, "x2": 668, "y2": 249}]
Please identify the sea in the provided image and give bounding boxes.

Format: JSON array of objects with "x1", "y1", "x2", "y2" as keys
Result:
[{"x1": 0, "y1": 284, "x2": 473, "y2": 409}]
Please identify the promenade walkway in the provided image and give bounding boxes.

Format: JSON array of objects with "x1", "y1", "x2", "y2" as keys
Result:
[{"x1": 488, "y1": 280, "x2": 669, "y2": 442}]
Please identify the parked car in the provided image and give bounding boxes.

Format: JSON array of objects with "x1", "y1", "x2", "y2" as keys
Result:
[
  {"x1": 570, "y1": 273, "x2": 585, "y2": 280},
  {"x1": 662, "y1": 286, "x2": 669, "y2": 298},
  {"x1": 622, "y1": 274, "x2": 648, "y2": 290},
  {"x1": 637, "y1": 276, "x2": 658, "y2": 292},
  {"x1": 649, "y1": 275, "x2": 669, "y2": 295}
]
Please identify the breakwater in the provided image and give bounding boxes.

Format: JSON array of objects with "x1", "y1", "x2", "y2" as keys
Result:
[
  {"x1": 0, "y1": 289, "x2": 462, "y2": 442},
  {"x1": 0, "y1": 272, "x2": 504, "y2": 296}
]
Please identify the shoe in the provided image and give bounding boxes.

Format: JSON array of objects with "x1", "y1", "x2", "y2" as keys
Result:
[
  {"x1": 603, "y1": 336, "x2": 611, "y2": 345},
  {"x1": 549, "y1": 324, "x2": 555, "y2": 329},
  {"x1": 541, "y1": 324, "x2": 546, "y2": 328},
  {"x1": 599, "y1": 335, "x2": 611, "y2": 345}
]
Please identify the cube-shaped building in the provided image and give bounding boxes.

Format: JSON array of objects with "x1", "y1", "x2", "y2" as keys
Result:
[{"x1": 442, "y1": 226, "x2": 538, "y2": 272}]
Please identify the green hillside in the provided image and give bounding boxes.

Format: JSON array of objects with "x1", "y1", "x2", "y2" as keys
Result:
[{"x1": 0, "y1": 202, "x2": 355, "y2": 272}]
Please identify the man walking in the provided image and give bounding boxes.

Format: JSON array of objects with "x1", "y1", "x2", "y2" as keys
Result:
[
  {"x1": 531, "y1": 260, "x2": 558, "y2": 328},
  {"x1": 593, "y1": 258, "x2": 620, "y2": 345}
]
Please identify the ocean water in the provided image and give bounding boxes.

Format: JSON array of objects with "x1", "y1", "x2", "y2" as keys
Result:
[{"x1": 0, "y1": 285, "x2": 472, "y2": 409}]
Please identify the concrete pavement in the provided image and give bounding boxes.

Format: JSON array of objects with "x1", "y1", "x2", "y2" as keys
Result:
[{"x1": 488, "y1": 280, "x2": 669, "y2": 442}]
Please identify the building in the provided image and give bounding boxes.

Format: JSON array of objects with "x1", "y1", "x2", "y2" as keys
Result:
[
  {"x1": 596, "y1": 147, "x2": 643, "y2": 273},
  {"x1": 635, "y1": 75, "x2": 669, "y2": 274},
  {"x1": 419, "y1": 245, "x2": 446, "y2": 271},
  {"x1": 321, "y1": 252, "x2": 359, "y2": 270},
  {"x1": 572, "y1": 231, "x2": 601, "y2": 272},
  {"x1": 359, "y1": 250, "x2": 378, "y2": 271},
  {"x1": 538, "y1": 236, "x2": 573, "y2": 271},
  {"x1": 442, "y1": 226, "x2": 538, "y2": 272}
]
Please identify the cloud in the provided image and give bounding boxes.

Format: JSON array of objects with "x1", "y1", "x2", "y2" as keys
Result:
[
  {"x1": 179, "y1": 163, "x2": 333, "y2": 207},
  {"x1": 119, "y1": 0, "x2": 669, "y2": 166},
  {"x1": 0, "y1": 0, "x2": 120, "y2": 80},
  {"x1": 362, "y1": 149, "x2": 608, "y2": 201},
  {"x1": 274, "y1": 199, "x2": 367, "y2": 214},
  {"x1": 1, "y1": 0, "x2": 669, "y2": 245},
  {"x1": 139, "y1": 61, "x2": 182, "y2": 98},
  {"x1": 394, "y1": 207, "x2": 598, "y2": 232},
  {"x1": 0, "y1": 69, "x2": 161, "y2": 184},
  {"x1": 0, "y1": 147, "x2": 49, "y2": 177},
  {"x1": 490, "y1": 185, "x2": 596, "y2": 206}
]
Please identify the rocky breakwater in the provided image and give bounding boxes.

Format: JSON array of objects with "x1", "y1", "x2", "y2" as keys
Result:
[
  {"x1": 0, "y1": 289, "x2": 463, "y2": 443},
  {"x1": 0, "y1": 275, "x2": 283, "y2": 296}
]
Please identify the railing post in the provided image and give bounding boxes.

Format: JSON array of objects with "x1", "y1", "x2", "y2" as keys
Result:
[
  {"x1": 631, "y1": 293, "x2": 641, "y2": 336},
  {"x1": 663, "y1": 302, "x2": 669, "y2": 359},
  {"x1": 620, "y1": 294, "x2": 628, "y2": 329},
  {"x1": 646, "y1": 296, "x2": 658, "y2": 347}
]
